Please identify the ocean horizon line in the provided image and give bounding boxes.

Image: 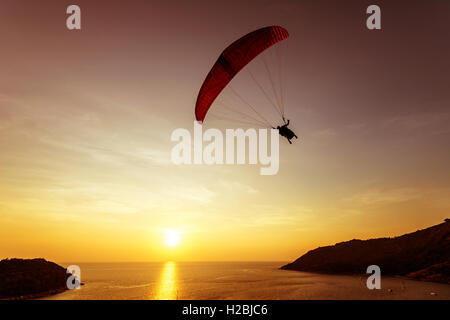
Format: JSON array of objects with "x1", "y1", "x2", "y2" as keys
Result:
[{"x1": 56, "y1": 260, "x2": 290, "y2": 264}]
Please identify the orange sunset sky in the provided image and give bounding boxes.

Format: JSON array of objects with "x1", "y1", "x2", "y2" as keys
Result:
[{"x1": 1, "y1": 0, "x2": 449, "y2": 262}]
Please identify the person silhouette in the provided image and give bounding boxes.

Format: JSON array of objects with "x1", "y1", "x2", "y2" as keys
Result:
[{"x1": 276, "y1": 118, "x2": 298, "y2": 144}]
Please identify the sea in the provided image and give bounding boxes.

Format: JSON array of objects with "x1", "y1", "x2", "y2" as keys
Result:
[{"x1": 42, "y1": 261, "x2": 450, "y2": 300}]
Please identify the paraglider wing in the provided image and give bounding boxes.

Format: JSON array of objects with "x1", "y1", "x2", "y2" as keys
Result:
[{"x1": 195, "y1": 26, "x2": 289, "y2": 123}]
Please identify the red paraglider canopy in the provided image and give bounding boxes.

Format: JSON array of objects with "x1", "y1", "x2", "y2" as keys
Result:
[{"x1": 195, "y1": 26, "x2": 289, "y2": 123}]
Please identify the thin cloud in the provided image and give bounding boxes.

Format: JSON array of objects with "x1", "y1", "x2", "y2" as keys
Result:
[{"x1": 345, "y1": 188, "x2": 422, "y2": 206}]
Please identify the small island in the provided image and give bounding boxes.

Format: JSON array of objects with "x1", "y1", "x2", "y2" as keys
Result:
[
  {"x1": 282, "y1": 219, "x2": 450, "y2": 284},
  {"x1": 0, "y1": 258, "x2": 70, "y2": 299}
]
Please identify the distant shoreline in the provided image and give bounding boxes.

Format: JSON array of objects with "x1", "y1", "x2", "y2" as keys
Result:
[
  {"x1": 281, "y1": 220, "x2": 450, "y2": 285},
  {"x1": 280, "y1": 267, "x2": 447, "y2": 285},
  {"x1": 0, "y1": 258, "x2": 70, "y2": 300}
]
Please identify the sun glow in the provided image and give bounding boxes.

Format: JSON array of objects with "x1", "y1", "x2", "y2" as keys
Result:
[{"x1": 165, "y1": 230, "x2": 180, "y2": 247}]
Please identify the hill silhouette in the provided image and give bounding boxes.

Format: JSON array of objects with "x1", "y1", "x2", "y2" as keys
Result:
[
  {"x1": 281, "y1": 219, "x2": 450, "y2": 284},
  {"x1": 0, "y1": 258, "x2": 70, "y2": 299}
]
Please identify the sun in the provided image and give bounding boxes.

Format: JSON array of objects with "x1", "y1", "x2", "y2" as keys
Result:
[{"x1": 165, "y1": 230, "x2": 180, "y2": 247}]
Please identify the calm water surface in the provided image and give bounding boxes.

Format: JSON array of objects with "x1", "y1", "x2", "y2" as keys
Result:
[{"x1": 42, "y1": 262, "x2": 450, "y2": 300}]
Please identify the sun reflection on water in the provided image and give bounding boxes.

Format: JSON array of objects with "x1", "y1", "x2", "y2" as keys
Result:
[{"x1": 154, "y1": 261, "x2": 177, "y2": 300}]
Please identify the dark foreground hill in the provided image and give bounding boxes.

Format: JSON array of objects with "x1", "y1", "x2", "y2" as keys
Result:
[
  {"x1": 0, "y1": 258, "x2": 69, "y2": 299},
  {"x1": 281, "y1": 219, "x2": 450, "y2": 284}
]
